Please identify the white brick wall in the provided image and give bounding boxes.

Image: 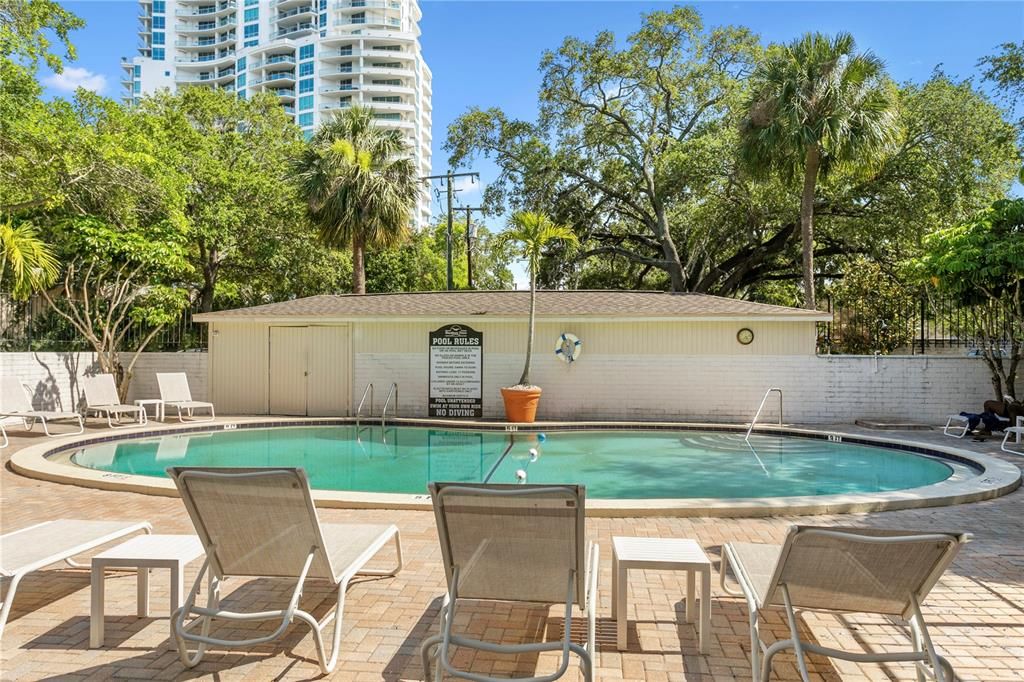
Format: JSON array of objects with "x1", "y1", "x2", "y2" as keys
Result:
[
  {"x1": 0, "y1": 352, "x2": 208, "y2": 415},
  {"x1": 2, "y1": 350, "x2": 1014, "y2": 425},
  {"x1": 356, "y1": 352, "x2": 1017, "y2": 424}
]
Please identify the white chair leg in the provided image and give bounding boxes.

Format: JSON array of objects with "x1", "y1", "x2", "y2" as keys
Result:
[
  {"x1": 779, "y1": 586, "x2": 811, "y2": 682},
  {"x1": 172, "y1": 562, "x2": 218, "y2": 668},
  {"x1": 1001, "y1": 429, "x2": 1024, "y2": 454},
  {"x1": 749, "y1": 609, "x2": 761, "y2": 681},
  {"x1": 943, "y1": 415, "x2": 969, "y2": 438},
  {"x1": 0, "y1": 572, "x2": 26, "y2": 640},
  {"x1": 294, "y1": 578, "x2": 350, "y2": 674}
]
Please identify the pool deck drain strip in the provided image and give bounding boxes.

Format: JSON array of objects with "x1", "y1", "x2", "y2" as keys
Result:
[{"x1": 10, "y1": 416, "x2": 1021, "y2": 518}]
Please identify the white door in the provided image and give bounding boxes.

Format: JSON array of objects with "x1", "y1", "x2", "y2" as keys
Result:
[
  {"x1": 269, "y1": 326, "x2": 308, "y2": 415},
  {"x1": 307, "y1": 326, "x2": 351, "y2": 416}
]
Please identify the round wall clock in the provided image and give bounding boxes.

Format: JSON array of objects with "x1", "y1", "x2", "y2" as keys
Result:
[{"x1": 737, "y1": 327, "x2": 755, "y2": 345}]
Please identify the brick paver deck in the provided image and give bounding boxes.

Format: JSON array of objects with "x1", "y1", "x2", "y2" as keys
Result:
[{"x1": 1, "y1": 421, "x2": 1022, "y2": 681}]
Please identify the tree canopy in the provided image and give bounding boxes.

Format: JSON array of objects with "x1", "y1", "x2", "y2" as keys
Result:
[
  {"x1": 911, "y1": 198, "x2": 1024, "y2": 398},
  {"x1": 446, "y1": 8, "x2": 1019, "y2": 303}
]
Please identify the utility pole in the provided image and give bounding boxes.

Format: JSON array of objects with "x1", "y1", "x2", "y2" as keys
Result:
[
  {"x1": 460, "y1": 206, "x2": 485, "y2": 289},
  {"x1": 420, "y1": 170, "x2": 479, "y2": 290}
]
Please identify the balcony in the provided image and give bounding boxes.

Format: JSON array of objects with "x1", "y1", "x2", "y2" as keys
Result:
[
  {"x1": 269, "y1": 87, "x2": 296, "y2": 100},
  {"x1": 175, "y1": 33, "x2": 236, "y2": 48},
  {"x1": 265, "y1": 71, "x2": 296, "y2": 83},
  {"x1": 176, "y1": 16, "x2": 235, "y2": 33},
  {"x1": 320, "y1": 101, "x2": 353, "y2": 111},
  {"x1": 319, "y1": 84, "x2": 358, "y2": 93},
  {"x1": 334, "y1": 0, "x2": 401, "y2": 9},
  {"x1": 260, "y1": 54, "x2": 297, "y2": 67},
  {"x1": 367, "y1": 101, "x2": 414, "y2": 113},
  {"x1": 320, "y1": 66, "x2": 359, "y2": 77},
  {"x1": 361, "y1": 65, "x2": 413, "y2": 78},
  {"x1": 276, "y1": 22, "x2": 315, "y2": 38},
  {"x1": 277, "y1": 5, "x2": 315, "y2": 19},
  {"x1": 175, "y1": 2, "x2": 235, "y2": 17},
  {"x1": 361, "y1": 83, "x2": 414, "y2": 95}
]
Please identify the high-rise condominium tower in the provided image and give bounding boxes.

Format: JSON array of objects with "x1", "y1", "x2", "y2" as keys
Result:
[{"x1": 122, "y1": 0, "x2": 433, "y2": 227}]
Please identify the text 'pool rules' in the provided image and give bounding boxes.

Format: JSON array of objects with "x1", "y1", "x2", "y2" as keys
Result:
[{"x1": 429, "y1": 324, "x2": 483, "y2": 418}]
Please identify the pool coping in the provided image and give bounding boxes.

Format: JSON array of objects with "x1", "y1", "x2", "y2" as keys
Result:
[{"x1": 9, "y1": 417, "x2": 1021, "y2": 517}]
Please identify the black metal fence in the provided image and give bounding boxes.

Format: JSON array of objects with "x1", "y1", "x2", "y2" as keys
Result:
[
  {"x1": 816, "y1": 295, "x2": 1017, "y2": 355},
  {"x1": 0, "y1": 293, "x2": 207, "y2": 352},
  {"x1": 1, "y1": 291, "x2": 1014, "y2": 357}
]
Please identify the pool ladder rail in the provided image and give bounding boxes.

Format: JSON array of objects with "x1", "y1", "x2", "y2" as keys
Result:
[
  {"x1": 355, "y1": 382, "x2": 399, "y2": 430},
  {"x1": 745, "y1": 387, "x2": 783, "y2": 442},
  {"x1": 355, "y1": 382, "x2": 374, "y2": 431},
  {"x1": 381, "y1": 383, "x2": 398, "y2": 428}
]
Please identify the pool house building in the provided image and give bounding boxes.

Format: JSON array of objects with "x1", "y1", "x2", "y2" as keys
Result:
[{"x1": 193, "y1": 290, "x2": 832, "y2": 421}]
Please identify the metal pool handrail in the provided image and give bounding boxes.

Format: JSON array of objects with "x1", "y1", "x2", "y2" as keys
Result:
[
  {"x1": 381, "y1": 383, "x2": 398, "y2": 428},
  {"x1": 355, "y1": 383, "x2": 374, "y2": 429},
  {"x1": 745, "y1": 387, "x2": 783, "y2": 442}
]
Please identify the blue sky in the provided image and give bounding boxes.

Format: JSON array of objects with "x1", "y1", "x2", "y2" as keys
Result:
[{"x1": 44, "y1": 1, "x2": 1024, "y2": 283}]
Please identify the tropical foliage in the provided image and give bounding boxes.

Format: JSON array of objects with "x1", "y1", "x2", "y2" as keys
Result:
[
  {"x1": 911, "y1": 199, "x2": 1024, "y2": 399},
  {"x1": 0, "y1": 219, "x2": 58, "y2": 299},
  {"x1": 2, "y1": 1, "x2": 1023, "y2": 397},
  {"x1": 38, "y1": 217, "x2": 193, "y2": 399},
  {"x1": 739, "y1": 32, "x2": 900, "y2": 309},
  {"x1": 447, "y1": 8, "x2": 1018, "y2": 304},
  {"x1": 294, "y1": 106, "x2": 421, "y2": 294},
  {"x1": 496, "y1": 211, "x2": 577, "y2": 387}
]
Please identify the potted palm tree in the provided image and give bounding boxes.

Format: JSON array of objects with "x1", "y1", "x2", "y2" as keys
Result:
[{"x1": 496, "y1": 211, "x2": 577, "y2": 423}]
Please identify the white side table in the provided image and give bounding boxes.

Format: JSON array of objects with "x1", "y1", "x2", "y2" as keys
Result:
[
  {"x1": 133, "y1": 398, "x2": 165, "y2": 423},
  {"x1": 612, "y1": 536, "x2": 712, "y2": 653},
  {"x1": 90, "y1": 534, "x2": 204, "y2": 648}
]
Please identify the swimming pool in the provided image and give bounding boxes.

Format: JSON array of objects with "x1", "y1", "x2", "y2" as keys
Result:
[{"x1": 68, "y1": 425, "x2": 957, "y2": 500}]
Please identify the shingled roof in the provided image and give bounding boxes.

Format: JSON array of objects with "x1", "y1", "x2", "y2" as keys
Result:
[{"x1": 194, "y1": 290, "x2": 830, "y2": 321}]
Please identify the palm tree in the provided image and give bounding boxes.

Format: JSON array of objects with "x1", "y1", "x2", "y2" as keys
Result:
[
  {"x1": 740, "y1": 32, "x2": 899, "y2": 309},
  {"x1": 293, "y1": 106, "x2": 420, "y2": 294},
  {"x1": 0, "y1": 219, "x2": 58, "y2": 299},
  {"x1": 497, "y1": 211, "x2": 577, "y2": 387}
]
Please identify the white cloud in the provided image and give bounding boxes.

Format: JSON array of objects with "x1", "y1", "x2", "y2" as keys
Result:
[
  {"x1": 450, "y1": 175, "x2": 481, "y2": 202},
  {"x1": 44, "y1": 67, "x2": 108, "y2": 94}
]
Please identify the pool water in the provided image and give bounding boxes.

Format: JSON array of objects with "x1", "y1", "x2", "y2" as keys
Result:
[{"x1": 68, "y1": 426, "x2": 955, "y2": 499}]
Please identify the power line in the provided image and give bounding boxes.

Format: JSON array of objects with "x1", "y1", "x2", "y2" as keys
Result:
[
  {"x1": 458, "y1": 206, "x2": 486, "y2": 289},
  {"x1": 420, "y1": 170, "x2": 479, "y2": 290}
]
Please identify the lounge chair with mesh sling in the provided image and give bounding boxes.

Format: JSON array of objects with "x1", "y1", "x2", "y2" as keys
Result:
[
  {"x1": 167, "y1": 467, "x2": 403, "y2": 674},
  {"x1": 157, "y1": 373, "x2": 215, "y2": 422},
  {"x1": 0, "y1": 376, "x2": 84, "y2": 439},
  {"x1": 719, "y1": 525, "x2": 969, "y2": 682},
  {"x1": 421, "y1": 482, "x2": 600, "y2": 682},
  {"x1": 82, "y1": 375, "x2": 145, "y2": 428}
]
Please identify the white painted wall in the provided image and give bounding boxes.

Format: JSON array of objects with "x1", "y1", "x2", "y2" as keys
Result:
[
  {"x1": 1, "y1": 350, "x2": 1014, "y2": 425},
  {"x1": 0, "y1": 352, "x2": 208, "y2": 416},
  {"x1": 355, "y1": 352, "x2": 1015, "y2": 424}
]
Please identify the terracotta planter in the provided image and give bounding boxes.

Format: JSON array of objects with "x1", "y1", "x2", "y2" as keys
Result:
[{"x1": 500, "y1": 387, "x2": 543, "y2": 423}]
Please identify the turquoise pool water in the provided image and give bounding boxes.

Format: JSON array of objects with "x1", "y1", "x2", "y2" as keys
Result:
[{"x1": 68, "y1": 426, "x2": 956, "y2": 499}]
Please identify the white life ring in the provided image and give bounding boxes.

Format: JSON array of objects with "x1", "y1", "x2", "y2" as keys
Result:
[{"x1": 555, "y1": 333, "x2": 582, "y2": 363}]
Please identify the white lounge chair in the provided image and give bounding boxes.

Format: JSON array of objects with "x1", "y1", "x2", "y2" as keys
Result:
[
  {"x1": 0, "y1": 519, "x2": 152, "y2": 639},
  {"x1": 167, "y1": 466, "x2": 403, "y2": 674},
  {"x1": 942, "y1": 413, "x2": 969, "y2": 437},
  {"x1": 157, "y1": 373, "x2": 214, "y2": 422},
  {"x1": 0, "y1": 376, "x2": 84, "y2": 439},
  {"x1": 720, "y1": 525, "x2": 969, "y2": 682},
  {"x1": 421, "y1": 482, "x2": 600, "y2": 682},
  {"x1": 82, "y1": 374, "x2": 146, "y2": 428},
  {"x1": 1001, "y1": 426, "x2": 1024, "y2": 454}
]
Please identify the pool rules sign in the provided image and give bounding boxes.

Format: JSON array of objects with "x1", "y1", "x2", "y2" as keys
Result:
[{"x1": 429, "y1": 324, "x2": 483, "y2": 418}]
